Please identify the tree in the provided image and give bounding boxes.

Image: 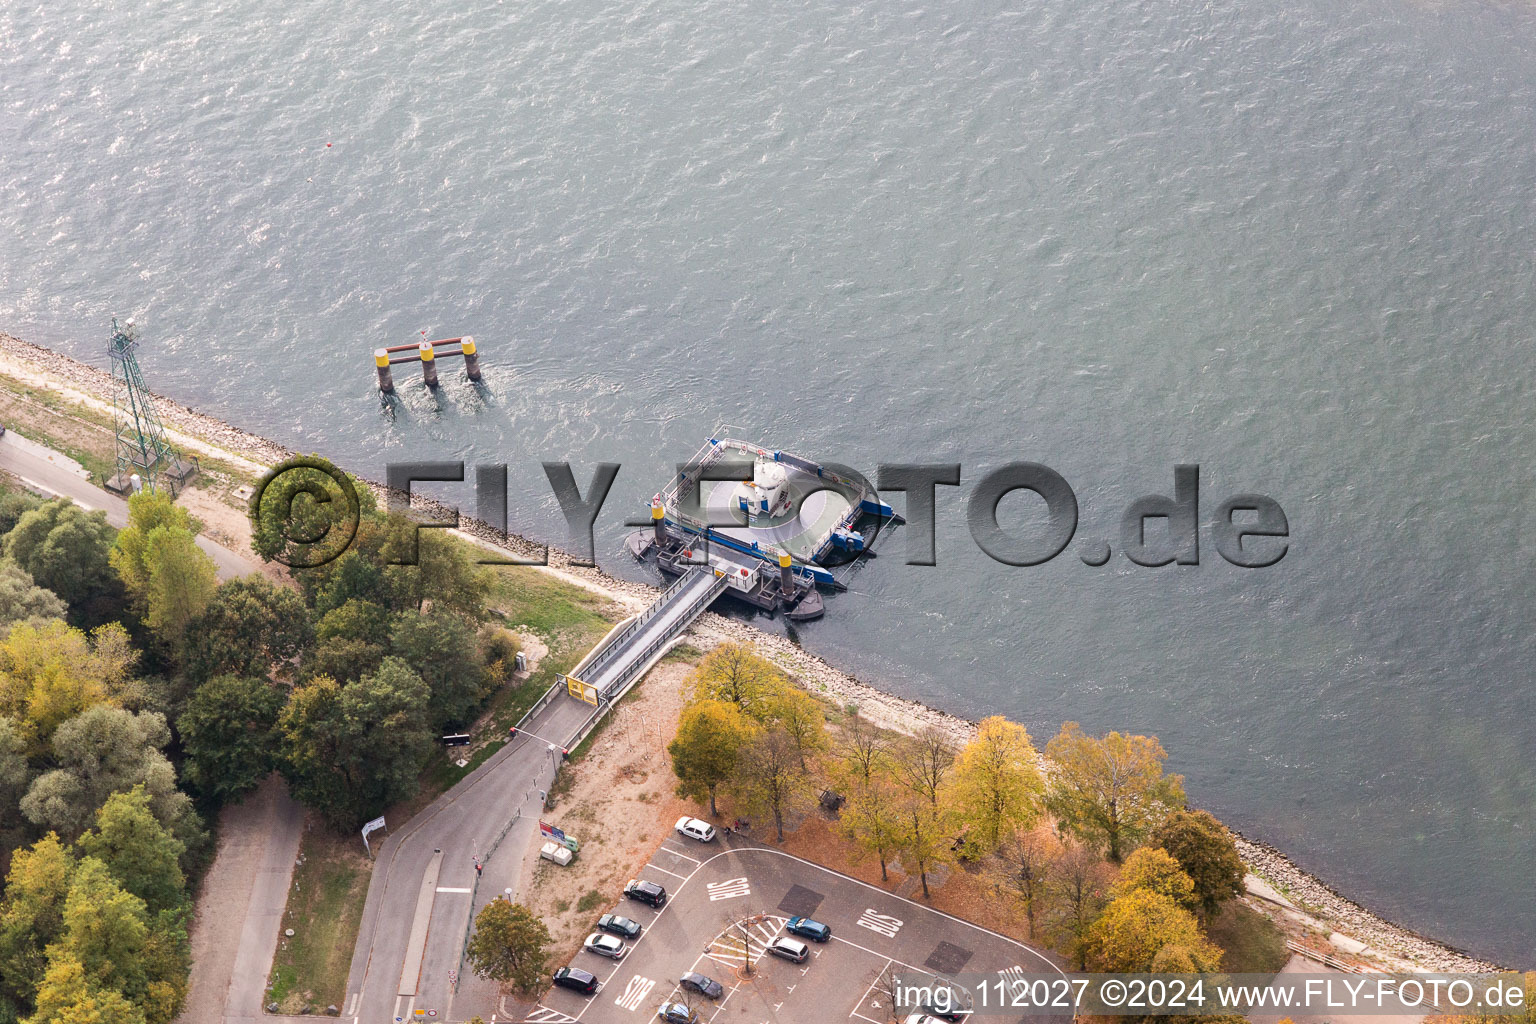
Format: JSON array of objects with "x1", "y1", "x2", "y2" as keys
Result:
[
  {"x1": 24, "y1": 954, "x2": 146, "y2": 1024},
  {"x1": 837, "y1": 768, "x2": 903, "y2": 882},
  {"x1": 1043, "y1": 722, "x2": 1185, "y2": 862},
  {"x1": 1083, "y1": 889, "x2": 1220, "y2": 974},
  {"x1": 994, "y1": 827, "x2": 1060, "y2": 940},
  {"x1": 2, "y1": 500, "x2": 115, "y2": 613},
  {"x1": 951, "y1": 716, "x2": 1043, "y2": 856},
  {"x1": 278, "y1": 659, "x2": 433, "y2": 827},
  {"x1": 894, "y1": 791, "x2": 953, "y2": 899},
  {"x1": 669, "y1": 699, "x2": 756, "y2": 816},
  {"x1": 894, "y1": 726, "x2": 957, "y2": 810},
  {"x1": 464, "y1": 899, "x2": 550, "y2": 992},
  {"x1": 1046, "y1": 842, "x2": 1111, "y2": 969},
  {"x1": 834, "y1": 713, "x2": 891, "y2": 790},
  {"x1": 377, "y1": 518, "x2": 491, "y2": 621},
  {"x1": 304, "y1": 635, "x2": 384, "y2": 685},
  {"x1": 77, "y1": 788, "x2": 187, "y2": 917},
  {"x1": 730, "y1": 729, "x2": 809, "y2": 841},
  {"x1": 20, "y1": 706, "x2": 202, "y2": 857},
  {"x1": 0, "y1": 835, "x2": 76, "y2": 1012},
  {"x1": 759, "y1": 684, "x2": 827, "y2": 771},
  {"x1": 0, "y1": 620, "x2": 137, "y2": 750},
  {"x1": 315, "y1": 598, "x2": 390, "y2": 646},
  {"x1": 389, "y1": 610, "x2": 489, "y2": 729},
  {"x1": 53, "y1": 857, "x2": 149, "y2": 1003},
  {"x1": 140, "y1": 527, "x2": 217, "y2": 646},
  {"x1": 176, "y1": 675, "x2": 283, "y2": 803},
  {"x1": 306, "y1": 549, "x2": 384, "y2": 617},
  {"x1": 249, "y1": 461, "x2": 374, "y2": 571},
  {"x1": 690, "y1": 644, "x2": 782, "y2": 713},
  {"x1": 1111, "y1": 847, "x2": 1198, "y2": 913},
  {"x1": 179, "y1": 577, "x2": 312, "y2": 683},
  {"x1": 1151, "y1": 809, "x2": 1246, "y2": 921},
  {"x1": 0, "y1": 715, "x2": 31, "y2": 811},
  {"x1": 0, "y1": 561, "x2": 66, "y2": 631},
  {"x1": 0, "y1": 491, "x2": 41, "y2": 536}
]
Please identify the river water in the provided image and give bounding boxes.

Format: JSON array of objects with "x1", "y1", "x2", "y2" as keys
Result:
[{"x1": 3, "y1": 0, "x2": 1534, "y2": 963}]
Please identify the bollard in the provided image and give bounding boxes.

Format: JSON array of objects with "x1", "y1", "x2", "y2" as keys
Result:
[
  {"x1": 374, "y1": 349, "x2": 394, "y2": 393},
  {"x1": 778, "y1": 551, "x2": 794, "y2": 594},
  {"x1": 461, "y1": 335, "x2": 482, "y2": 381},
  {"x1": 652, "y1": 502, "x2": 667, "y2": 545},
  {"x1": 419, "y1": 341, "x2": 438, "y2": 388}
]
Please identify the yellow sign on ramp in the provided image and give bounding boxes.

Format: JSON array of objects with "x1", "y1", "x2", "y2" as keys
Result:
[{"x1": 566, "y1": 675, "x2": 599, "y2": 705}]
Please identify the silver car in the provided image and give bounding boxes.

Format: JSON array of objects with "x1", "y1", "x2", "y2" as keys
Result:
[{"x1": 582, "y1": 932, "x2": 627, "y2": 960}]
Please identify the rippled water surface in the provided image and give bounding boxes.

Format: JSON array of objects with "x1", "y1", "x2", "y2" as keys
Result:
[{"x1": 4, "y1": 0, "x2": 1535, "y2": 962}]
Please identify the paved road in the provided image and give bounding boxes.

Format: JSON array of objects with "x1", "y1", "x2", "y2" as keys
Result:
[
  {"x1": 343, "y1": 692, "x2": 601, "y2": 1024},
  {"x1": 530, "y1": 839, "x2": 1064, "y2": 1024},
  {"x1": 0, "y1": 431, "x2": 264, "y2": 579}
]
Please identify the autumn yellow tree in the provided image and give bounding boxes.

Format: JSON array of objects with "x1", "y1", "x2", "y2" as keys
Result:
[
  {"x1": 1083, "y1": 888, "x2": 1221, "y2": 974},
  {"x1": 837, "y1": 765, "x2": 904, "y2": 881},
  {"x1": 951, "y1": 716, "x2": 1043, "y2": 856},
  {"x1": 1044, "y1": 722, "x2": 1185, "y2": 862},
  {"x1": 669, "y1": 699, "x2": 757, "y2": 816},
  {"x1": 1111, "y1": 847, "x2": 1199, "y2": 913},
  {"x1": 690, "y1": 643, "x2": 783, "y2": 713},
  {"x1": 0, "y1": 620, "x2": 138, "y2": 750}
]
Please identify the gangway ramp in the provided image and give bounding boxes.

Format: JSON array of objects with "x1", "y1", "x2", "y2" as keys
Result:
[{"x1": 571, "y1": 565, "x2": 727, "y2": 702}]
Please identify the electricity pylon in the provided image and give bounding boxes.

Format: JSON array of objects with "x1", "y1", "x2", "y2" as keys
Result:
[{"x1": 107, "y1": 318, "x2": 191, "y2": 495}]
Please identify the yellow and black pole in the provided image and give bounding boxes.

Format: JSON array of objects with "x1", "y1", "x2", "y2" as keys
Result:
[
  {"x1": 419, "y1": 339, "x2": 438, "y2": 388},
  {"x1": 374, "y1": 348, "x2": 394, "y2": 393}
]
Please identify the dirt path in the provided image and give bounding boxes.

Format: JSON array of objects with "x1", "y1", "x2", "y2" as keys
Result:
[{"x1": 176, "y1": 775, "x2": 306, "y2": 1024}]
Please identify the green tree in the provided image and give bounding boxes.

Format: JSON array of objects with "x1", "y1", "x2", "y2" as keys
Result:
[
  {"x1": 0, "y1": 491, "x2": 41, "y2": 536},
  {"x1": 304, "y1": 635, "x2": 385, "y2": 685},
  {"x1": 1083, "y1": 888, "x2": 1220, "y2": 974},
  {"x1": 833, "y1": 713, "x2": 891, "y2": 790},
  {"x1": 315, "y1": 598, "x2": 390, "y2": 646},
  {"x1": 24, "y1": 953, "x2": 146, "y2": 1024},
  {"x1": 0, "y1": 561, "x2": 66, "y2": 631},
  {"x1": 178, "y1": 577, "x2": 312, "y2": 682},
  {"x1": 837, "y1": 768, "x2": 903, "y2": 882},
  {"x1": 278, "y1": 659, "x2": 433, "y2": 827},
  {"x1": 0, "y1": 835, "x2": 76, "y2": 1012},
  {"x1": 690, "y1": 644, "x2": 782, "y2": 713},
  {"x1": 53, "y1": 858, "x2": 149, "y2": 1003},
  {"x1": 108, "y1": 493, "x2": 197, "y2": 609},
  {"x1": 140, "y1": 527, "x2": 216, "y2": 646},
  {"x1": 19, "y1": 706, "x2": 197, "y2": 844},
  {"x1": 729, "y1": 728, "x2": 809, "y2": 842},
  {"x1": 306, "y1": 549, "x2": 384, "y2": 617},
  {"x1": 77, "y1": 788, "x2": 187, "y2": 917},
  {"x1": 950, "y1": 716, "x2": 1043, "y2": 856},
  {"x1": 1111, "y1": 847, "x2": 1198, "y2": 913},
  {"x1": 758, "y1": 684, "x2": 827, "y2": 770},
  {"x1": 1044, "y1": 722, "x2": 1185, "y2": 862},
  {"x1": 1151, "y1": 809, "x2": 1246, "y2": 921},
  {"x1": 0, "y1": 715, "x2": 31, "y2": 811},
  {"x1": 377, "y1": 518, "x2": 491, "y2": 621},
  {"x1": 464, "y1": 899, "x2": 550, "y2": 992},
  {"x1": 0, "y1": 620, "x2": 137, "y2": 751},
  {"x1": 669, "y1": 699, "x2": 756, "y2": 816},
  {"x1": 389, "y1": 610, "x2": 489, "y2": 728},
  {"x1": 2, "y1": 500, "x2": 115, "y2": 613},
  {"x1": 176, "y1": 675, "x2": 282, "y2": 803},
  {"x1": 249, "y1": 460, "x2": 374, "y2": 571}
]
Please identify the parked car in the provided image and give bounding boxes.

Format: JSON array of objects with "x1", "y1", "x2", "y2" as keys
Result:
[
  {"x1": 540, "y1": 841, "x2": 573, "y2": 866},
  {"x1": 917, "y1": 993, "x2": 971, "y2": 1021},
  {"x1": 785, "y1": 916, "x2": 831, "y2": 942},
  {"x1": 767, "y1": 936, "x2": 810, "y2": 963},
  {"x1": 597, "y1": 913, "x2": 642, "y2": 939},
  {"x1": 551, "y1": 966, "x2": 599, "y2": 995},
  {"x1": 657, "y1": 1003, "x2": 699, "y2": 1024},
  {"x1": 674, "y1": 816, "x2": 717, "y2": 843},
  {"x1": 903, "y1": 1016, "x2": 945, "y2": 1024},
  {"x1": 623, "y1": 878, "x2": 667, "y2": 908},
  {"x1": 582, "y1": 932, "x2": 627, "y2": 960},
  {"x1": 679, "y1": 972, "x2": 724, "y2": 999}
]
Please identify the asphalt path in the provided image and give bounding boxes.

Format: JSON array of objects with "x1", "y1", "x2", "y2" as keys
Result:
[{"x1": 342, "y1": 692, "x2": 600, "y2": 1024}]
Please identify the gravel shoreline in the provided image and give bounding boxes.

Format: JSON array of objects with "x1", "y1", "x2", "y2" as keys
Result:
[{"x1": 0, "y1": 328, "x2": 1505, "y2": 974}]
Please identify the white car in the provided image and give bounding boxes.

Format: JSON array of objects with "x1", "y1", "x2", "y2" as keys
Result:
[
  {"x1": 582, "y1": 932, "x2": 627, "y2": 959},
  {"x1": 674, "y1": 816, "x2": 717, "y2": 843}
]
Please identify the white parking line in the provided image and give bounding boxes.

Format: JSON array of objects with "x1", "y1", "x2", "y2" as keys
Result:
[
  {"x1": 435, "y1": 887, "x2": 472, "y2": 894},
  {"x1": 643, "y1": 863, "x2": 691, "y2": 880},
  {"x1": 658, "y1": 843, "x2": 703, "y2": 864}
]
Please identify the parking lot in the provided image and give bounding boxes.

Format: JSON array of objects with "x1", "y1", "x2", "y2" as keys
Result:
[{"x1": 518, "y1": 832, "x2": 1063, "y2": 1024}]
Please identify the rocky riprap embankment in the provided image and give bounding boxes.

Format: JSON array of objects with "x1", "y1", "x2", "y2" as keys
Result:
[{"x1": 0, "y1": 328, "x2": 1507, "y2": 976}]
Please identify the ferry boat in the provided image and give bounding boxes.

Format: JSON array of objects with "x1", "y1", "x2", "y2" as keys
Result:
[{"x1": 625, "y1": 434, "x2": 899, "y2": 621}]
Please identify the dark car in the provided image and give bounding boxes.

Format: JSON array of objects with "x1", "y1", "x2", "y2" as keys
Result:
[
  {"x1": 679, "y1": 971, "x2": 724, "y2": 999},
  {"x1": 785, "y1": 916, "x2": 831, "y2": 942},
  {"x1": 918, "y1": 991, "x2": 972, "y2": 1021},
  {"x1": 598, "y1": 913, "x2": 642, "y2": 939},
  {"x1": 551, "y1": 966, "x2": 599, "y2": 995},
  {"x1": 623, "y1": 878, "x2": 667, "y2": 908}
]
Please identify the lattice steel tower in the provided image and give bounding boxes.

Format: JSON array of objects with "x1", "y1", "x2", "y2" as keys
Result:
[{"x1": 107, "y1": 318, "x2": 188, "y2": 495}]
